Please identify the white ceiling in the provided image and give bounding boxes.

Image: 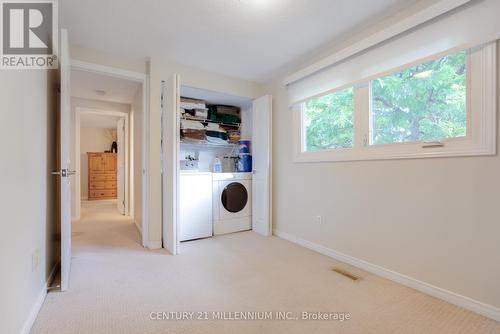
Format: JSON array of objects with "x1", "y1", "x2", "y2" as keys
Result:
[
  {"x1": 80, "y1": 113, "x2": 121, "y2": 129},
  {"x1": 61, "y1": 0, "x2": 419, "y2": 82},
  {"x1": 71, "y1": 69, "x2": 141, "y2": 104}
]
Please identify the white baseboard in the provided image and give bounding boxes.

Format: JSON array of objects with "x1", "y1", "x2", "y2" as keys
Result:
[
  {"x1": 20, "y1": 263, "x2": 59, "y2": 334},
  {"x1": 273, "y1": 229, "x2": 500, "y2": 322},
  {"x1": 134, "y1": 220, "x2": 142, "y2": 234},
  {"x1": 148, "y1": 240, "x2": 162, "y2": 250},
  {"x1": 20, "y1": 285, "x2": 46, "y2": 334}
]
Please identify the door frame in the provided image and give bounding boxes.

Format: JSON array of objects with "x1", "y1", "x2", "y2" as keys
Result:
[
  {"x1": 161, "y1": 76, "x2": 181, "y2": 255},
  {"x1": 74, "y1": 108, "x2": 129, "y2": 212},
  {"x1": 71, "y1": 60, "x2": 150, "y2": 248}
]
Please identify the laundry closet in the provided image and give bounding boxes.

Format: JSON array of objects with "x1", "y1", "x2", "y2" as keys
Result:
[
  {"x1": 179, "y1": 86, "x2": 255, "y2": 242},
  {"x1": 161, "y1": 74, "x2": 272, "y2": 255},
  {"x1": 161, "y1": 78, "x2": 271, "y2": 252}
]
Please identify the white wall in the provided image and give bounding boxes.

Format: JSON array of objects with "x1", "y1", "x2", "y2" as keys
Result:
[
  {"x1": 180, "y1": 147, "x2": 236, "y2": 172},
  {"x1": 132, "y1": 87, "x2": 143, "y2": 232},
  {"x1": 0, "y1": 70, "x2": 58, "y2": 333},
  {"x1": 70, "y1": 97, "x2": 131, "y2": 216},
  {"x1": 266, "y1": 3, "x2": 500, "y2": 315},
  {"x1": 80, "y1": 128, "x2": 115, "y2": 199}
]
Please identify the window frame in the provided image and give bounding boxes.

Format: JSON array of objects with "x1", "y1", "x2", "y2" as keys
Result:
[
  {"x1": 301, "y1": 85, "x2": 355, "y2": 152},
  {"x1": 294, "y1": 42, "x2": 496, "y2": 163},
  {"x1": 368, "y1": 49, "x2": 470, "y2": 147}
]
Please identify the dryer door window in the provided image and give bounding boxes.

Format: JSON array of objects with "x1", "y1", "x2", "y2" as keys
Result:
[{"x1": 221, "y1": 182, "x2": 248, "y2": 213}]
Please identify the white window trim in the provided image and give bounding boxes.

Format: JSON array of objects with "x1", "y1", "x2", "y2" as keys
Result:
[{"x1": 294, "y1": 42, "x2": 497, "y2": 163}]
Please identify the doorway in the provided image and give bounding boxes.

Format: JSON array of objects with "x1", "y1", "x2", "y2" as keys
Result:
[
  {"x1": 70, "y1": 62, "x2": 149, "y2": 247},
  {"x1": 75, "y1": 109, "x2": 128, "y2": 217}
]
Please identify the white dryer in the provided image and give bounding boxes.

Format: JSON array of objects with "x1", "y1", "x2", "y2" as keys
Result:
[{"x1": 212, "y1": 173, "x2": 252, "y2": 235}]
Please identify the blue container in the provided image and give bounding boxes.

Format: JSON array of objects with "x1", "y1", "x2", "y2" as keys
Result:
[
  {"x1": 238, "y1": 140, "x2": 251, "y2": 154},
  {"x1": 238, "y1": 154, "x2": 252, "y2": 172}
]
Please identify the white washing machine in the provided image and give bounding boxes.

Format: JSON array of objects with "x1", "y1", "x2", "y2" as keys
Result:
[{"x1": 213, "y1": 173, "x2": 252, "y2": 235}]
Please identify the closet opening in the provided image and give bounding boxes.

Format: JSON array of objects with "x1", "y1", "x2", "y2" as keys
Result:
[{"x1": 161, "y1": 76, "x2": 272, "y2": 255}]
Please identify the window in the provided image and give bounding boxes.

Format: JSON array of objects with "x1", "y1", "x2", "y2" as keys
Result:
[
  {"x1": 295, "y1": 42, "x2": 496, "y2": 162},
  {"x1": 371, "y1": 51, "x2": 467, "y2": 145},
  {"x1": 302, "y1": 87, "x2": 354, "y2": 151}
]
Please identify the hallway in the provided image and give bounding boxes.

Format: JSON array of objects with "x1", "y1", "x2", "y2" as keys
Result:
[
  {"x1": 74, "y1": 200, "x2": 140, "y2": 251},
  {"x1": 30, "y1": 202, "x2": 500, "y2": 334}
]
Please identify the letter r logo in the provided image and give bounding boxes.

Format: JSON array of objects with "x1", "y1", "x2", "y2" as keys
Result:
[{"x1": 2, "y1": 2, "x2": 53, "y2": 55}]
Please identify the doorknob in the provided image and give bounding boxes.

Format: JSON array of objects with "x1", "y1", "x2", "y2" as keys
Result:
[{"x1": 52, "y1": 169, "x2": 77, "y2": 177}]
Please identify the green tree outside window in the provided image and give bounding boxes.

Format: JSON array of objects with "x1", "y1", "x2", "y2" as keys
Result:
[
  {"x1": 303, "y1": 87, "x2": 354, "y2": 151},
  {"x1": 371, "y1": 51, "x2": 466, "y2": 144}
]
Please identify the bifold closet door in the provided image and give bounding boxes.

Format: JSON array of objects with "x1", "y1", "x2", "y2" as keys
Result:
[{"x1": 252, "y1": 95, "x2": 272, "y2": 237}]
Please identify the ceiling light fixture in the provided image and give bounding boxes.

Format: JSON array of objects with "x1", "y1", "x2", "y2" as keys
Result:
[
  {"x1": 238, "y1": 0, "x2": 277, "y2": 7},
  {"x1": 95, "y1": 89, "x2": 106, "y2": 96}
]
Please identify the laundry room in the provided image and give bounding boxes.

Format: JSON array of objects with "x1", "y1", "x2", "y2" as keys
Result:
[{"x1": 175, "y1": 85, "x2": 267, "y2": 243}]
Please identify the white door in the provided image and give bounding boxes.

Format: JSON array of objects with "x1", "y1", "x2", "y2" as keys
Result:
[
  {"x1": 117, "y1": 118, "x2": 126, "y2": 215},
  {"x1": 161, "y1": 75, "x2": 180, "y2": 255},
  {"x1": 252, "y1": 95, "x2": 272, "y2": 237},
  {"x1": 59, "y1": 29, "x2": 73, "y2": 291}
]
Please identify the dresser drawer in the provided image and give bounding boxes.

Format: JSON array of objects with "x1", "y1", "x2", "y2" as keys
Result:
[
  {"x1": 104, "y1": 181, "x2": 116, "y2": 189},
  {"x1": 90, "y1": 181, "x2": 105, "y2": 190},
  {"x1": 89, "y1": 190, "x2": 116, "y2": 199},
  {"x1": 90, "y1": 174, "x2": 106, "y2": 181},
  {"x1": 104, "y1": 174, "x2": 117, "y2": 181}
]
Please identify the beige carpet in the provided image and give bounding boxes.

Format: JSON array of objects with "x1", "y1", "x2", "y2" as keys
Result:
[{"x1": 31, "y1": 200, "x2": 500, "y2": 334}]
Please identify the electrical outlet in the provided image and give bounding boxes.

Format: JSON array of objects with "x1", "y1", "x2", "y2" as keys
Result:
[
  {"x1": 32, "y1": 248, "x2": 40, "y2": 272},
  {"x1": 316, "y1": 215, "x2": 322, "y2": 225}
]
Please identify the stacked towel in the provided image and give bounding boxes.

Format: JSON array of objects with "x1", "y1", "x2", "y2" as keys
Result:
[
  {"x1": 180, "y1": 119, "x2": 206, "y2": 142},
  {"x1": 180, "y1": 97, "x2": 206, "y2": 110},
  {"x1": 181, "y1": 119, "x2": 205, "y2": 130}
]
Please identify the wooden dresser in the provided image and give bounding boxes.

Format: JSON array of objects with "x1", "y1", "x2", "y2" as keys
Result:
[{"x1": 87, "y1": 152, "x2": 117, "y2": 200}]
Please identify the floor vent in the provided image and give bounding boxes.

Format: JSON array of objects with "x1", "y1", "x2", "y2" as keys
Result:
[{"x1": 332, "y1": 268, "x2": 360, "y2": 281}]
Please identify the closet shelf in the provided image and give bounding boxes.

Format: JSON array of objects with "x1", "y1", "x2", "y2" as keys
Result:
[
  {"x1": 181, "y1": 116, "x2": 241, "y2": 128},
  {"x1": 180, "y1": 141, "x2": 239, "y2": 150}
]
